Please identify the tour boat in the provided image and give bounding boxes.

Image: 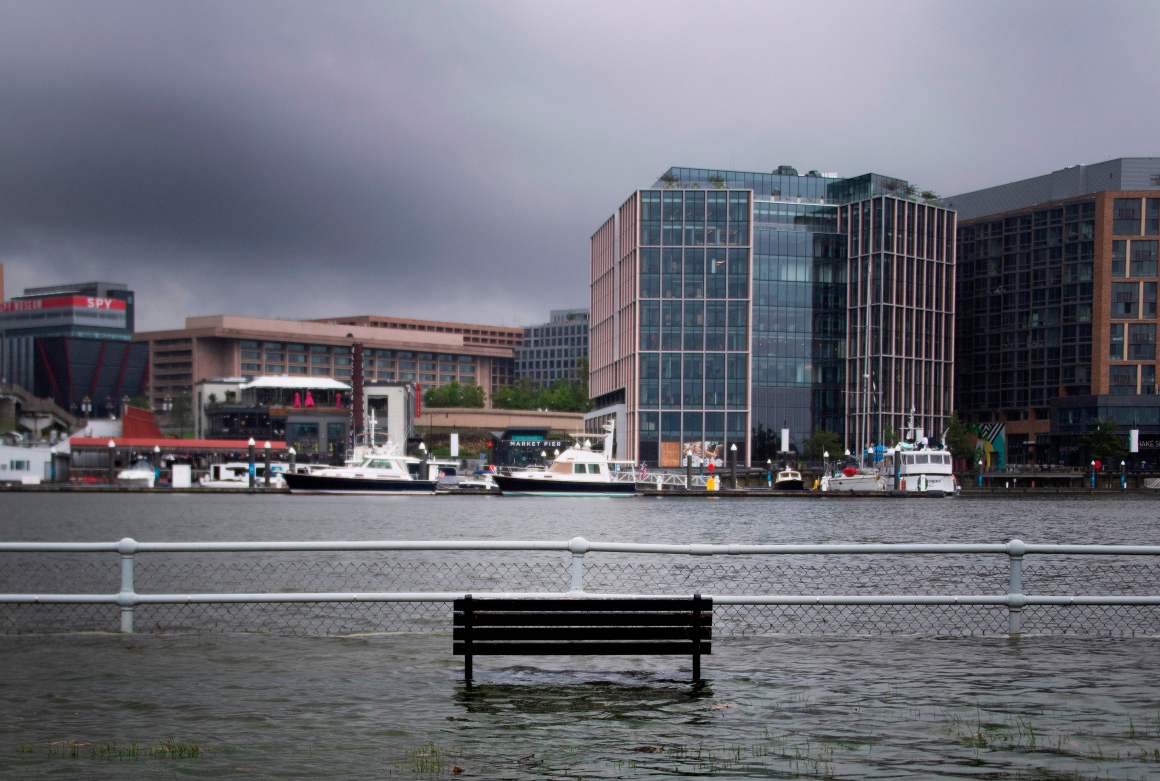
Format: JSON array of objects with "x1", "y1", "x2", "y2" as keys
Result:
[
  {"x1": 773, "y1": 467, "x2": 804, "y2": 491},
  {"x1": 282, "y1": 451, "x2": 437, "y2": 494},
  {"x1": 493, "y1": 422, "x2": 636, "y2": 496}
]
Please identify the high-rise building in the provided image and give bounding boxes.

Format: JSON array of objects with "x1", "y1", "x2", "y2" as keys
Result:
[
  {"x1": 944, "y1": 157, "x2": 1160, "y2": 465},
  {"x1": 589, "y1": 166, "x2": 956, "y2": 466},
  {"x1": 515, "y1": 309, "x2": 589, "y2": 386},
  {"x1": 0, "y1": 279, "x2": 147, "y2": 417}
]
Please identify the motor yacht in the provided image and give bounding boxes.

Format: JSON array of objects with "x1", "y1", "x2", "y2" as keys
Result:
[
  {"x1": 773, "y1": 466, "x2": 804, "y2": 491},
  {"x1": 493, "y1": 422, "x2": 635, "y2": 496},
  {"x1": 282, "y1": 450, "x2": 437, "y2": 494}
]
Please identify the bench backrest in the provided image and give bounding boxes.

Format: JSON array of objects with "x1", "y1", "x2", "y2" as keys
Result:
[{"x1": 452, "y1": 596, "x2": 712, "y2": 656}]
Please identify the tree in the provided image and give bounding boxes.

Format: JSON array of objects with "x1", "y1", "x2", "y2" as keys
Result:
[
  {"x1": 882, "y1": 427, "x2": 900, "y2": 447},
  {"x1": 920, "y1": 190, "x2": 939, "y2": 202},
  {"x1": 943, "y1": 412, "x2": 974, "y2": 468},
  {"x1": 1080, "y1": 419, "x2": 1127, "y2": 464},
  {"x1": 492, "y1": 377, "x2": 592, "y2": 412},
  {"x1": 423, "y1": 382, "x2": 484, "y2": 409},
  {"x1": 803, "y1": 428, "x2": 842, "y2": 461}
]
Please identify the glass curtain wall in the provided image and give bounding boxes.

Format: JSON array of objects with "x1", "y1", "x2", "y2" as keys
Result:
[
  {"x1": 637, "y1": 189, "x2": 751, "y2": 467},
  {"x1": 750, "y1": 204, "x2": 845, "y2": 460}
]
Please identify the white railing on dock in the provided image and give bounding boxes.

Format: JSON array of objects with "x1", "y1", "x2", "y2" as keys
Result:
[{"x1": 2, "y1": 537, "x2": 1159, "y2": 637}]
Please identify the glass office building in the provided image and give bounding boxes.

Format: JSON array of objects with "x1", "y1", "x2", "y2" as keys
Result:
[{"x1": 590, "y1": 166, "x2": 955, "y2": 466}]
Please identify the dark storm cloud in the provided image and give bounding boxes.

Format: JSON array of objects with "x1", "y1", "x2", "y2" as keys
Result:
[{"x1": 1, "y1": 0, "x2": 1158, "y2": 329}]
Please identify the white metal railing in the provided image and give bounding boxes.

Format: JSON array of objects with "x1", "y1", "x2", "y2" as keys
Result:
[{"x1": 2, "y1": 537, "x2": 1159, "y2": 636}]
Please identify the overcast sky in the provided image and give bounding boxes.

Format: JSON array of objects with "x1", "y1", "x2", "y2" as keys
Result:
[{"x1": 1, "y1": 0, "x2": 1157, "y2": 331}]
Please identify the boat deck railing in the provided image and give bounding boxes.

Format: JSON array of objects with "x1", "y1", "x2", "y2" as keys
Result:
[{"x1": 2, "y1": 537, "x2": 1159, "y2": 637}]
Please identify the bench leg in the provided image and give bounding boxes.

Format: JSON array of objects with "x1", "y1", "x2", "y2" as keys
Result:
[
  {"x1": 692, "y1": 651, "x2": 700, "y2": 683},
  {"x1": 465, "y1": 653, "x2": 473, "y2": 686}
]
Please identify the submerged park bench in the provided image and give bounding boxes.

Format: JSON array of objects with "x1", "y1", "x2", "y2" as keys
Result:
[{"x1": 452, "y1": 594, "x2": 712, "y2": 684}]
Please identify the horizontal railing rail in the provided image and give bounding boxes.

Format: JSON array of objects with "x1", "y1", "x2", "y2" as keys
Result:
[{"x1": 2, "y1": 537, "x2": 1159, "y2": 636}]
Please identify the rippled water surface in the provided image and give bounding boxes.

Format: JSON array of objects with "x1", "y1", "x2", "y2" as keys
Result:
[{"x1": 2, "y1": 493, "x2": 1159, "y2": 778}]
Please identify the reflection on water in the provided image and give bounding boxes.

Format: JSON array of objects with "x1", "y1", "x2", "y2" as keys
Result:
[{"x1": 3, "y1": 633, "x2": 1159, "y2": 779}]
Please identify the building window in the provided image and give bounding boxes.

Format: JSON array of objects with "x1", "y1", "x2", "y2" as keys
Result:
[
  {"x1": 1110, "y1": 323, "x2": 1124, "y2": 360},
  {"x1": 1145, "y1": 283, "x2": 1157, "y2": 317},
  {"x1": 1114, "y1": 198, "x2": 1141, "y2": 235},
  {"x1": 1112, "y1": 240, "x2": 1127, "y2": 277},
  {"x1": 1144, "y1": 365, "x2": 1157, "y2": 395},
  {"x1": 640, "y1": 248, "x2": 660, "y2": 298},
  {"x1": 640, "y1": 300, "x2": 660, "y2": 350},
  {"x1": 1131, "y1": 240, "x2": 1158, "y2": 276},
  {"x1": 1110, "y1": 365, "x2": 1137, "y2": 395},
  {"x1": 1148, "y1": 198, "x2": 1159, "y2": 235},
  {"x1": 1112, "y1": 282, "x2": 1138, "y2": 317},
  {"x1": 1128, "y1": 323, "x2": 1156, "y2": 360}
]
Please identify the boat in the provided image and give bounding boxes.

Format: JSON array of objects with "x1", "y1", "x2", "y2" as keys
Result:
[
  {"x1": 200, "y1": 462, "x2": 288, "y2": 489},
  {"x1": 282, "y1": 450, "x2": 437, "y2": 494},
  {"x1": 820, "y1": 463, "x2": 886, "y2": 493},
  {"x1": 117, "y1": 459, "x2": 156, "y2": 488},
  {"x1": 894, "y1": 444, "x2": 957, "y2": 496},
  {"x1": 493, "y1": 421, "x2": 636, "y2": 497},
  {"x1": 820, "y1": 443, "x2": 957, "y2": 496},
  {"x1": 773, "y1": 466, "x2": 804, "y2": 491}
]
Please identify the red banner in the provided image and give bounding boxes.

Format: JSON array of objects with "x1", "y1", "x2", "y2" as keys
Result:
[
  {"x1": 0, "y1": 295, "x2": 127, "y2": 313},
  {"x1": 415, "y1": 382, "x2": 422, "y2": 417}
]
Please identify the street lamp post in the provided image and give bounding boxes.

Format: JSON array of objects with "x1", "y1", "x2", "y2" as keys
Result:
[
  {"x1": 247, "y1": 437, "x2": 256, "y2": 492},
  {"x1": 420, "y1": 441, "x2": 429, "y2": 481},
  {"x1": 823, "y1": 450, "x2": 830, "y2": 478},
  {"x1": 152, "y1": 445, "x2": 161, "y2": 486},
  {"x1": 1121, "y1": 459, "x2": 1127, "y2": 491},
  {"x1": 977, "y1": 458, "x2": 984, "y2": 489},
  {"x1": 685, "y1": 449, "x2": 692, "y2": 490},
  {"x1": 107, "y1": 439, "x2": 117, "y2": 485},
  {"x1": 1090, "y1": 460, "x2": 1096, "y2": 491},
  {"x1": 730, "y1": 443, "x2": 738, "y2": 490},
  {"x1": 288, "y1": 447, "x2": 297, "y2": 474},
  {"x1": 263, "y1": 441, "x2": 272, "y2": 489},
  {"x1": 766, "y1": 458, "x2": 772, "y2": 489}
]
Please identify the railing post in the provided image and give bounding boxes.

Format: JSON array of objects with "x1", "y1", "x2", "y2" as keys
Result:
[
  {"x1": 117, "y1": 537, "x2": 138, "y2": 633},
  {"x1": 568, "y1": 536, "x2": 589, "y2": 592},
  {"x1": 1006, "y1": 538, "x2": 1026, "y2": 637}
]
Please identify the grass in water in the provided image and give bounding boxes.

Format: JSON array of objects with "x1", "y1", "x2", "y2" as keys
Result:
[{"x1": 33, "y1": 739, "x2": 203, "y2": 760}]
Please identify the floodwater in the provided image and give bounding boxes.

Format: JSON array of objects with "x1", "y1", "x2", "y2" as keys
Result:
[{"x1": 2, "y1": 493, "x2": 1159, "y2": 779}]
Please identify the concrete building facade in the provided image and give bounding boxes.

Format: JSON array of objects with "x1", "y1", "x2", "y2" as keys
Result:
[
  {"x1": 135, "y1": 314, "x2": 520, "y2": 414},
  {"x1": 944, "y1": 157, "x2": 1160, "y2": 465},
  {"x1": 515, "y1": 308, "x2": 589, "y2": 386}
]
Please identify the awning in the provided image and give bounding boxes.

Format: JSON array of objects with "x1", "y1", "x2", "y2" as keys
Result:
[{"x1": 239, "y1": 376, "x2": 351, "y2": 391}]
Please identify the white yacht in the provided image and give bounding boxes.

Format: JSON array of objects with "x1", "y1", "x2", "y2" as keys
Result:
[
  {"x1": 282, "y1": 450, "x2": 437, "y2": 494},
  {"x1": 773, "y1": 466, "x2": 804, "y2": 491},
  {"x1": 821, "y1": 444, "x2": 957, "y2": 496},
  {"x1": 493, "y1": 422, "x2": 635, "y2": 496}
]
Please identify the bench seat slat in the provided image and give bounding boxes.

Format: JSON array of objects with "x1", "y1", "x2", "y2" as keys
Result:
[
  {"x1": 454, "y1": 612, "x2": 712, "y2": 627},
  {"x1": 454, "y1": 641, "x2": 711, "y2": 656},
  {"x1": 453, "y1": 598, "x2": 711, "y2": 612},
  {"x1": 454, "y1": 626, "x2": 708, "y2": 642}
]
